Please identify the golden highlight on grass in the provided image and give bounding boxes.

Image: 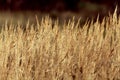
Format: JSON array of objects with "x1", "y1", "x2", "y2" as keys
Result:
[{"x1": 0, "y1": 10, "x2": 120, "y2": 80}]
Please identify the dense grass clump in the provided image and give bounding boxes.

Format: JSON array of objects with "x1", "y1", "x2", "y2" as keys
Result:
[{"x1": 0, "y1": 10, "x2": 120, "y2": 80}]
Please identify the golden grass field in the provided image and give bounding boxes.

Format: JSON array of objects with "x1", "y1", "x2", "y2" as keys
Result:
[{"x1": 0, "y1": 9, "x2": 120, "y2": 80}]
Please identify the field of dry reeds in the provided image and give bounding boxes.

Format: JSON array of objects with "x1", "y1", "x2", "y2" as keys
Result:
[{"x1": 0, "y1": 9, "x2": 120, "y2": 80}]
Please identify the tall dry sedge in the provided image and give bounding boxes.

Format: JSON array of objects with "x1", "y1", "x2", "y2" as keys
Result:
[{"x1": 0, "y1": 9, "x2": 120, "y2": 80}]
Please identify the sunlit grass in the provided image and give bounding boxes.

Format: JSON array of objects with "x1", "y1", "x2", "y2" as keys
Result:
[{"x1": 0, "y1": 9, "x2": 120, "y2": 80}]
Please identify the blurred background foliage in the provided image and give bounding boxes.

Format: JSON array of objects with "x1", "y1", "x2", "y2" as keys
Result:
[{"x1": 0, "y1": 0, "x2": 119, "y2": 24}]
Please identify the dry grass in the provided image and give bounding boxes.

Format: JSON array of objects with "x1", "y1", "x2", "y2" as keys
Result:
[{"x1": 0, "y1": 9, "x2": 120, "y2": 80}]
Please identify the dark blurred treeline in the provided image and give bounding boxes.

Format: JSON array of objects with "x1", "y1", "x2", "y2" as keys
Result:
[{"x1": 0, "y1": 0, "x2": 119, "y2": 12}]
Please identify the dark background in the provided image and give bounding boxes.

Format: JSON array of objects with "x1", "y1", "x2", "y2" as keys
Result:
[
  {"x1": 0, "y1": 0, "x2": 119, "y2": 11},
  {"x1": 0, "y1": 0, "x2": 119, "y2": 23}
]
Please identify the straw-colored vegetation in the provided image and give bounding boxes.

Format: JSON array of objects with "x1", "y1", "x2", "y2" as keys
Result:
[{"x1": 0, "y1": 9, "x2": 120, "y2": 80}]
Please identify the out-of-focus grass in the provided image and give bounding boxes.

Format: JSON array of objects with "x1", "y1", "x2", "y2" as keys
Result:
[{"x1": 0, "y1": 9, "x2": 120, "y2": 80}]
